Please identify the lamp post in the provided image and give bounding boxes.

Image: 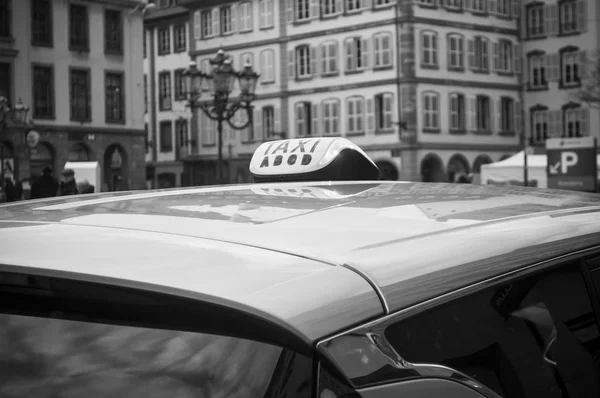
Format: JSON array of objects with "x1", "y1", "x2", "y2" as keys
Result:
[
  {"x1": 183, "y1": 48, "x2": 259, "y2": 184},
  {"x1": 0, "y1": 97, "x2": 30, "y2": 194}
]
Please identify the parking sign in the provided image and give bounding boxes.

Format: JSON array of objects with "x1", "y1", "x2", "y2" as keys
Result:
[{"x1": 546, "y1": 137, "x2": 598, "y2": 192}]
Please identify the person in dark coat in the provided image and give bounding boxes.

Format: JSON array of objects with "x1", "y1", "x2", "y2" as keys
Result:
[
  {"x1": 31, "y1": 166, "x2": 59, "y2": 199},
  {"x1": 3, "y1": 178, "x2": 15, "y2": 202},
  {"x1": 57, "y1": 169, "x2": 79, "y2": 196}
]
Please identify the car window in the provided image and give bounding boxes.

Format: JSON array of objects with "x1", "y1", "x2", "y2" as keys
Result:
[
  {"x1": 385, "y1": 260, "x2": 600, "y2": 398},
  {"x1": 0, "y1": 271, "x2": 314, "y2": 398}
]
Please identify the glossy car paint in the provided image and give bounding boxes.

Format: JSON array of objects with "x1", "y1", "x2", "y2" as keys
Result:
[{"x1": 1, "y1": 181, "x2": 600, "y2": 347}]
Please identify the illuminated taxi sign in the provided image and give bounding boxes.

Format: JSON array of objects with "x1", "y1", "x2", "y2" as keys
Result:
[{"x1": 249, "y1": 138, "x2": 380, "y2": 183}]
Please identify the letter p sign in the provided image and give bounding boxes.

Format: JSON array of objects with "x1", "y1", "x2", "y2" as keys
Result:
[{"x1": 561, "y1": 151, "x2": 578, "y2": 174}]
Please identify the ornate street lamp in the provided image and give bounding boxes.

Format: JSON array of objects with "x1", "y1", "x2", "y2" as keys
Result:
[
  {"x1": 183, "y1": 48, "x2": 259, "y2": 184},
  {"x1": 0, "y1": 97, "x2": 30, "y2": 197}
]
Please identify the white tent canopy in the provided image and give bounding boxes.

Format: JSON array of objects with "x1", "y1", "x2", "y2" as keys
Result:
[{"x1": 480, "y1": 151, "x2": 600, "y2": 188}]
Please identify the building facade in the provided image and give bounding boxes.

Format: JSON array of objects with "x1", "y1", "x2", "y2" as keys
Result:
[
  {"x1": 0, "y1": 0, "x2": 146, "y2": 192},
  {"x1": 144, "y1": 2, "x2": 192, "y2": 189},
  {"x1": 521, "y1": 0, "x2": 599, "y2": 152}
]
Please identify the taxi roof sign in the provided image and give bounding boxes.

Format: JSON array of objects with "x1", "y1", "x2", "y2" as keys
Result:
[{"x1": 249, "y1": 138, "x2": 380, "y2": 183}]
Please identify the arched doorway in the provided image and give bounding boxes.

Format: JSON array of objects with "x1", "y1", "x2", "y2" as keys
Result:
[
  {"x1": 472, "y1": 154, "x2": 493, "y2": 185},
  {"x1": 103, "y1": 144, "x2": 128, "y2": 192},
  {"x1": 376, "y1": 160, "x2": 399, "y2": 181},
  {"x1": 421, "y1": 153, "x2": 445, "y2": 182},
  {"x1": 30, "y1": 142, "x2": 55, "y2": 178},
  {"x1": 0, "y1": 141, "x2": 15, "y2": 180},
  {"x1": 157, "y1": 172, "x2": 176, "y2": 188},
  {"x1": 68, "y1": 142, "x2": 92, "y2": 162},
  {"x1": 447, "y1": 153, "x2": 470, "y2": 183}
]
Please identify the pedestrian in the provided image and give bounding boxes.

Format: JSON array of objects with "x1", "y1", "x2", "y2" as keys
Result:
[
  {"x1": 31, "y1": 166, "x2": 59, "y2": 199},
  {"x1": 57, "y1": 169, "x2": 79, "y2": 196},
  {"x1": 3, "y1": 178, "x2": 15, "y2": 202}
]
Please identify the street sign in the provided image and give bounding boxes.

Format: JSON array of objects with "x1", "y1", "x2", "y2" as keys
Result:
[{"x1": 546, "y1": 137, "x2": 598, "y2": 192}]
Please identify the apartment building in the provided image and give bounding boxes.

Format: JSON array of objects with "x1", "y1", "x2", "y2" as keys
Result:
[
  {"x1": 144, "y1": 2, "x2": 192, "y2": 189},
  {"x1": 0, "y1": 0, "x2": 146, "y2": 191},
  {"x1": 521, "y1": 0, "x2": 599, "y2": 148},
  {"x1": 410, "y1": 0, "x2": 522, "y2": 183}
]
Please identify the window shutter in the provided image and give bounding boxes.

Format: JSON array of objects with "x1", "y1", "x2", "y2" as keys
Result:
[
  {"x1": 310, "y1": 45, "x2": 318, "y2": 76},
  {"x1": 309, "y1": 0, "x2": 319, "y2": 19},
  {"x1": 546, "y1": 5, "x2": 558, "y2": 36},
  {"x1": 577, "y1": 0, "x2": 587, "y2": 32},
  {"x1": 231, "y1": 4, "x2": 238, "y2": 33},
  {"x1": 287, "y1": 0, "x2": 294, "y2": 23},
  {"x1": 321, "y1": 44, "x2": 327, "y2": 73},
  {"x1": 547, "y1": 110, "x2": 555, "y2": 138},
  {"x1": 553, "y1": 110, "x2": 563, "y2": 138},
  {"x1": 362, "y1": 38, "x2": 369, "y2": 69},
  {"x1": 580, "y1": 107, "x2": 589, "y2": 135},
  {"x1": 488, "y1": 98, "x2": 494, "y2": 133},
  {"x1": 512, "y1": 0, "x2": 520, "y2": 18},
  {"x1": 467, "y1": 39, "x2": 475, "y2": 70},
  {"x1": 492, "y1": 42, "x2": 499, "y2": 72},
  {"x1": 335, "y1": 0, "x2": 342, "y2": 14},
  {"x1": 333, "y1": 42, "x2": 339, "y2": 73},
  {"x1": 288, "y1": 50, "x2": 295, "y2": 80},
  {"x1": 212, "y1": 8, "x2": 220, "y2": 35},
  {"x1": 194, "y1": 11, "x2": 201, "y2": 39},
  {"x1": 274, "y1": 107, "x2": 281, "y2": 135},
  {"x1": 467, "y1": 96, "x2": 476, "y2": 132},
  {"x1": 311, "y1": 103, "x2": 319, "y2": 136},
  {"x1": 546, "y1": 53, "x2": 557, "y2": 81},
  {"x1": 520, "y1": 6, "x2": 527, "y2": 38},
  {"x1": 254, "y1": 108, "x2": 262, "y2": 141},
  {"x1": 345, "y1": 39, "x2": 353, "y2": 71},
  {"x1": 514, "y1": 100, "x2": 521, "y2": 134},
  {"x1": 513, "y1": 44, "x2": 521, "y2": 74},
  {"x1": 366, "y1": 97, "x2": 375, "y2": 134},
  {"x1": 386, "y1": 94, "x2": 394, "y2": 130},
  {"x1": 496, "y1": 99, "x2": 502, "y2": 132},
  {"x1": 579, "y1": 50, "x2": 588, "y2": 80},
  {"x1": 489, "y1": 0, "x2": 497, "y2": 14},
  {"x1": 248, "y1": 3, "x2": 254, "y2": 31}
]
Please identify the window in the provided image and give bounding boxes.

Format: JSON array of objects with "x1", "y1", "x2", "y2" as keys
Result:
[
  {"x1": 193, "y1": 10, "x2": 201, "y2": 39},
  {"x1": 174, "y1": 24, "x2": 186, "y2": 52},
  {"x1": 375, "y1": 93, "x2": 393, "y2": 131},
  {"x1": 385, "y1": 260, "x2": 600, "y2": 398},
  {"x1": 263, "y1": 106, "x2": 275, "y2": 137},
  {"x1": 422, "y1": 92, "x2": 439, "y2": 130},
  {"x1": 322, "y1": 99, "x2": 340, "y2": 135},
  {"x1": 375, "y1": 0, "x2": 393, "y2": 7},
  {"x1": 0, "y1": 0, "x2": 10, "y2": 38},
  {"x1": 373, "y1": 33, "x2": 393, "y2": 68},
  {"x1": 561, "y1": 50, "x2": 581, "y2": 86},
  {"x1": 70, "y1": 68, "x2": 91, "y2": 122},
  {"x1": 201, "y1": 10, "x2": 213, "y2": 37},
  {"x1": 295, "y1": 102, "x2": 312, "y2": 136},
  {"x1": 449, "y1": 92, "x2": 465, "y2": 131},
  {"x1": 174, "y1": 69, "x2": 186, "y2": 100},
  {"x1": 158, "y1": 72, "x2": 172, "y2": 111},
  {"x1": 69, "y1": 4, "x2": 88, "y2": 51},
  {"x1": 104, "y1": 9, "x2": 122, "y2": 53},
  {"x1": 259, "y1": 0, "x2": 274, "y2": 28},
  {"x1": 220, "y1": 7, "x2": 232, "y2": 34},
  {"x1": 201, "y1": 113, "x2": 216, "y2": 145},
  {"x1": 0, "y1": 62, "x2": 10, "y2": 104},
  {"x1": 32, "y1": 65, "x2": 54, "y2": 119},
  {"x1": 527, "y1": 4, "x2": 545, "y2": 38},
  {"x1": 239, "y1": 2, "x2": 253, "y2": 32},
  {"x1": 345, "y1": 37, "x2": 368, "y2": 72},
  {"x1": 496, "y1": 0, "x2": 510, "y2": 16},
  {"x1": 563, "y1": 106, "x2": 585, "y2": 137},
  {"x1": 176, "y1": 118, "x2": 188, "y2": 152},
  {"x1": 499, "y1": 97, "x2": 514, "y2": 132},
  {"x1": 260, "y1": 50, "x2": 275, "y2": 83},
  {"x1": 495, "y1": 40, "x2": 513, "y2": 73},
  {"x1": 159, "y1": 121, "x2": 173, "y2": 152},
  {"x1": 105, "y1": 72, "x2": 124, "y2": 123},
  {"x1": 559, "y1": 0, "x2": 577, "y2": 34},
  {"x1": 296, "y1": 45, "x2": 312, "y2": 78},
  {"x1": 346, "y1": 0, "x2": 364, "y2": 12},
  {"x1": 469, "y1": 36, "x2": 490, "y2": 72},
  {"x1": 31, "y1": 0, "x2": 52, "y2": 46},
  {"x1": 347, "y1": 96, "x2": 365, "y2": 134},
  {"x1": 321, "y1": 41, "x2": 339, "y2": 75},
  {"x1": 470, "y1": 0, "x2": 485, "y2": 12},
  {"x1": 476, "y1": 95, "x2": 491, "y2": 132},
  {"x1": 531, "y1": 108, "x2": 548, "y2": 142},
  {"x1": 158, "y1": 27, "x2": 170, "y2": 55},
  {"x1": 447, "y1": 34, "x2": 464, "y2": 70},
  {"x1": 296, "y1": 0, "x2": 310, "y2": 21},
  {"x1": 421, "y1": 31, "x2": 438, "y2": 67},
  {"x1": 529, "y1": 54, "x2": 547, "y2": 88},
  {"x1": 144, "y1": 74, "x2": 148, "y2": 113},
  {"x1": 322, "y1": 0, "x2": 339, "y2": 16},
  {"x1": 444, "y1": 0, "x2": 461, "y2": 10}
]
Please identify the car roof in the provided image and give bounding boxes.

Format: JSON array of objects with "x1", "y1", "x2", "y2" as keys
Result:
[{"x1": 1, "y1": 181, "x2": 600, "y2": 344}]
